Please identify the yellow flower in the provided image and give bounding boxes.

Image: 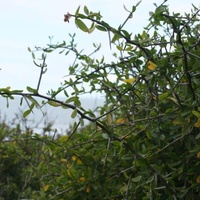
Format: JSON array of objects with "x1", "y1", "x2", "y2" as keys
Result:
[
  {"x1": 116, "y1": 118, "x2": 128, "y2": 124},
  {"x1": 60, "y1": 158, "x2": 67, "y2": 162},
  {"x1": 67, "y1": 169, "x2": 72, "y2": 177},
  {"x1": 124, "y1": 78, "x2": 136, "y2": 84},
  {"x1": 197, "y1": 152, "x2": 200, "y2": 158},
  {"x1": 72, "y1": 155, "x2": 83, "y2": 165},
  {"x1": 86, "y1": 185, "x2": 91, "y2": 193},
  {"x1": 194, "y1": 118, "x2": 200, "y2": 128},
  {"x1": 147, "y1": 61, "x2": 157, "y2": 70},
  {"x1": 197, "y1": 176, "x2": 200, "y2": 183},
  {"x1": 44, "y1": 185, "x2": 49, "y2": 191},
  {"x1": 79, "y1": 177, "x2": 86, "y2": 182}
]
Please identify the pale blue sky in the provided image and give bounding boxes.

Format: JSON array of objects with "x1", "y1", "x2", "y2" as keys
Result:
[{"x1": 1, "y1": 0, "x2": 199, "y2": 95}]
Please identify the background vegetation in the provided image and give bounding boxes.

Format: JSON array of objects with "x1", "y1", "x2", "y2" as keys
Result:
[{"x1": 1, "y1": 1, "x2": 200, "y2": 199}]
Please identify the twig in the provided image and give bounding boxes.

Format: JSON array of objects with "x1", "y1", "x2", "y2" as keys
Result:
[
  {"x1": 103, "y1": 136, "x2": 111, "y2": 175},
  {"x1": 149, "y1": 126, "x2": 194, "y2": 158},
  {"x1": 70, "y1": 13, "x2": 150, "y2": 58},
  {"x1": 37, "y1": 54, "x2": 47, "y2": 92},
  {"x1": 67, "y1": 121, "x2": 80, "y2": 141}
]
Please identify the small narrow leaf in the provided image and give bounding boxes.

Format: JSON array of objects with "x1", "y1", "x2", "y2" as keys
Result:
[
  {"x1": 111, "y1": 33, "x2": 121, "y2": 43},
  {"x1": 192, "y1": 110, "x2": 200, "y2": 118},
  {"x1": 125, "y1": 46, "x2": 133, "y2": 51},
  {"x1": 20, "y1": 97, "x2": 23, "y2": 106},
  {"x1": 32, "y1": 52, "x2": 35, "y2": 59},
  {"x1": 96, "y1": 25, "x2": 107, "y2": 32},
  {"x1": 74, "y1": 98, "x2": 81, "y2": 106},
  {"x1": 88, "y1": 22, "x2": 96, "y2": 34},
  {"x1": 48, "y1": 100, "x2": 61, "y2": 107},
  {"x1": 173, "y1": 119, "x2": 183, "y2": 125},
  {"x1": 71, "y1": 109, "x2": 78, "y2": 118},
  {"x1": 75, "y1": 19, "x2": 88, "y2": 32},
  {"x1": 0, "y1": 87, "x2": 12, "y2": 95},
  {"x1": 116, "y1": 45, "x2": 123, "y2": 51},
  {"x1": 75, "y1": 6, "x2": 80, "y2": 16},
  {"x1": 11, "y1": 89, "x2": 23, "y2": 93},
  {"x1": 167, "y1": 97, "x2": 180, "y2": 107},
  {"x1": 132, "y1": 175, "x2": 142, "y2": 182},
  {"x1": 80, "y1": 118, "x2": 84, "y2": 126},
  {"x1": 136, "y1": 0, "x2": 142, "y2": 7},
  {"x1": 132, "y1": 5, "x2": 136, "y2": 12},
  {"x1": 26, "y1": 95, "x2": 40, "y2": 107},
  {"x1": 23, "y1": 103, "x2": 34, "y2": 118},
  {"x1": 158, "y1": 92, "x2": 169, "y2": 100},
  {"x1": 65, "y1": 97, "x2": 77, "y2": 104},
  {"x1": 106, "y1": 113, "x2": 113, "y2": 125},
  {"x1": 23, "y1": 109, "x2": 31, "y2": 118},
  {"x1": 26, "y1": 86, "x2": 38, "y2": 94},
  {"x1": 83, "y1": 5, "x2": 89, "y2": 15},
  {"x1": 122, "y1": 30, "x2": 131, "y2": 38}
]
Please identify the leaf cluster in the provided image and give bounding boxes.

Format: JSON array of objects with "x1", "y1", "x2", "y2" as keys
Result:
[{"x1": 1, "y1": 1, "x2": 200, "y2": 199}]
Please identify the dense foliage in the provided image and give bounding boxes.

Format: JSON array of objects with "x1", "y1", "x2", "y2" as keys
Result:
[{"x1": 1, "y1": 1, "x2": 200, "y2": 199}]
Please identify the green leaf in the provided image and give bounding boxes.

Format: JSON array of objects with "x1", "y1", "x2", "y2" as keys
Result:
[
  {"x1": 32, "y1": 52, "x2": 35, "y2": 59},
  {"x1": 0, "y1": 87, "x2": 12, "y2": 95},
  {"x1": 96, "y1": 25, "x2": 107, "y2": 32},
  {"x1": 135, "y1": 0, "x2": 142, "y2": 8},
  {"x1": 26, "y1": 86, "x2": 38, "y2": 94},
  {"x1": 80, "y1": 118, "x2": 84, "y2": 126},
  {"x1": 48, "y1": 100, "x2": 61, "y2": 107},
  {"x1": 77, "y1": 14, "x2": 87, "y2": 19},
  {"x1": 116, "y1": 45, "x2": 123, "y2": 51},
  {"x1": 9, "y1": 95, "x2": 14, "y2": 100},
  {"x1": 195, "y1": 133, "x2": 200, "y2": 140},
  {"x1": 121, "y1": 30, "x2": 131, "y2": 39},
  {"x1": 20, "y1": 97, "x2": 23, "y2": 106},
  {"x1": 167, "y1": 96, "x2": 180, "y2": 107},
  {"x1": 192, "y1": 110, "x2": 200, "y2": 118},
  {"x1": 74, "y1": 98, "x2": 81, "y2": 106},
  {"x1": 23, "y1": 103, "x2": 34, "y2": 118},
  {"x1": 44, "y1": 49, "x2": 53, "y2": 53},
  {"x1": 101, "y1": 21, "x2": 110, "y2": 28},
  {"x1": 88, "y1": 22, "x2": 96, "y2": 34},
  {"x1": 11, "y1": 89, "x2": 23, "y2": 93},
  {"x1": 26, "y1": 95, "x2": 40, "y2": 107},
  {"x1": 132, "y1": 6, "x2": 136, "y2": 13},
  {"x1": 65, "y1": 97, "x2": 77, "y2": 104},
  {"x1": 132, "y1": 175, "x2": 142, "y2": 182},
  {"x1": 106, "y1": 113, "x2": 113, "y2": 125},
  {"x1": 146, "y1": 176, "x2": 154, "y2": 184},
  {"x1": 112, "y1": 33, "x2": 122, "y2": 43},
  {"x1": 71, "y1": 109, "x2": 78, "y2": 118},
  {"x1": 75, "y1": 6, "x2": 80, "y2": 16},
  {"x1": 23, "y1": 109, "x2": 31, "y2": 118},
  {"x1": 75, "y1": 18, "x2": 88, "y2": 32},
  {"x1": 158, "y1": 92, "x2": 169, "y2": 100},
  {"x1": 83, "y1": 5, "x2": 89, "y2": 15},
  {"x1": 125, "y1": 46, "x2": 133, "y2": 51}
]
